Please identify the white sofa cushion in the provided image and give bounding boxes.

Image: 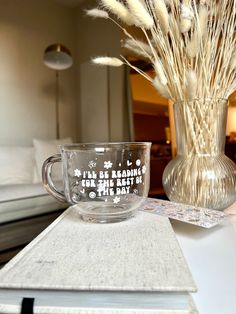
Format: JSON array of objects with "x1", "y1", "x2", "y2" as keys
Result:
[
  {"x1": 0, "y1": 182, "x2": 46, "y2": 202},
  {"x1": 0, "y1": 146, "x2": 34, "y2": 185},
  {"x1": 0, "y1": 183, "x2": 67, "y2": 224},
  {"x1": 33, "y1": 138, "x2": 72, "y2": 183}
]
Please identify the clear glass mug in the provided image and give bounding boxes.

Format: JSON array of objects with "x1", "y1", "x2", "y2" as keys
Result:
[{"x1": 42, "y1": 142, "x2": 151, "y2": 223}]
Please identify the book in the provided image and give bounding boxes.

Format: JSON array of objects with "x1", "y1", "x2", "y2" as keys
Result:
[{"x1": 0, "y1": 206, "x2": 197, "y2": 313}]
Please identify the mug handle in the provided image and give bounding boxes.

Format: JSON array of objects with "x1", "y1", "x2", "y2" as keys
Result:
[{"x1": 42, "y1": 154, "x2": 67, "y2": 203}]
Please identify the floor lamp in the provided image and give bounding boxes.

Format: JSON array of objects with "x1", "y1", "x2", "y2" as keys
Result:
[{"x1": 43, "y1": 43, "x2": 73, "y2": 139}]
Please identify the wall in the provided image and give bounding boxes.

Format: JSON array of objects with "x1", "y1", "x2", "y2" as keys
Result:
[
  {"x1": 76, "y1": 1, "x2": 131, "y2": 142},
  {"x1": 76, "y1": 0, "x2": 121, "y2": 64},
  {"x1": 130, "y1": 73, "x2": 168, "y2": 106},
  {"x1": 0, "y1": 0, "x2": 78, "y2": 146},
  {"x1": 227, "y1": 106, "x2": 236, "y2": 135},
  {"x1": 0, "y1": 0, "x2": 131, "y2": 146}
]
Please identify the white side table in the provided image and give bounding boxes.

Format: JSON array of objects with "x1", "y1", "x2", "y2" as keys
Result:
[{"x1": 173, "y1": 213, "x2": 236, "y2": 314}]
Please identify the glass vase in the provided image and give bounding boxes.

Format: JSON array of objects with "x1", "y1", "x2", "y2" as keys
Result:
[{"x1": 162, "y1": 98, "x2": 236, "y2": 210}]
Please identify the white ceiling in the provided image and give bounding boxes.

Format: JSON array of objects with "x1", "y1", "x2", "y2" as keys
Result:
[{"x1": 54, "y1": 0, "x2": 85, "y2": 7}]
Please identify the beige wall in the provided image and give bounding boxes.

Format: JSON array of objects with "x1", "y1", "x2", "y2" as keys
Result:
[
  {"x1": 76, "y1": 0, "x2": 129, "y2": 142},
  {"x1": 76, "y1": 0, "x2": 121, "y2": 64},
  {"x1": 0, "y1": 0, "x2": 78, "y2": 145},
  {"x1": 0, "y1": 0, "x2": 127, "y2": 145}
]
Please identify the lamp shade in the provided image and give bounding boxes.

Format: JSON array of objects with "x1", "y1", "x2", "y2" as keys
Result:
[{"x1": 43, "y1": 43, "x2": 73, "y2": 70}]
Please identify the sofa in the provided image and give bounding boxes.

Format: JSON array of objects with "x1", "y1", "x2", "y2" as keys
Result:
[{"x1": 0, "y1": 138, "x2": 71, "y2": 264}]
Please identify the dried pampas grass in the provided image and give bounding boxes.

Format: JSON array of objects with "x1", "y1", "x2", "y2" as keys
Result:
[
  {"x1": 186, "y1": 33, "x2": 200, "y2": 58},
  {"x1": 230, "y1": 52, "x2": 236, "y2": 71},
  {"x1": 152, "y1": 77, "x2": 171, "y2": 99},
  {"x1": 88, "y1": 0, "x2": 236, "y2": 205},
  {"x1": 179, "y1": 4, "x2": 194, "y2": 33},
  {"x1": 86, "y1": 8, "x2": 109, "y2": 19},
  {"x1": 185, "y1": 70, "x2": 198, "y2": 100},
  {"x1": 87, "y1": 0, "x2": 236, "y2": 103},
  {"x1": 126, "y1": 0, "x2": 154, "y2": 29},
  {"x1": 153, "y1": 0, "x2": 169, "y2": 34},
  {"x1": 100, "y1": 0, "x2": 134, "y2": 25},
  {"x1": 92, "y1": 57, "x2": 123, "y2": 67},
  {"x1": 153, "y1": 59, "x2": 168, "y2": 85},
  {"x1": 198, "y1": 5, "x2": 208, "y2": 38},
  {"x1": 122, "y1": 38, "x2": 153, "y2": 60}
]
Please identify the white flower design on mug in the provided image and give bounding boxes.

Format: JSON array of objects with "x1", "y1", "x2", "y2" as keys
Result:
[
  {"x1": 136, "y1": 159, "x2": 141, "y2": 166},
  {"x1": 89, "y1": 191, "x2": 96, "y2": 199},
  {"x1": 74, "y1": 169, "x2": 82, "y2": 177},
  {"x1": 88, "y1": 160, "x2": 96, "y2": 169},
  {"x1": 104, "y1": 161, "x2": 113, "y2": 169},
  {"x1": 113, "y1": 196, "x2": 120, "y2": 204}
]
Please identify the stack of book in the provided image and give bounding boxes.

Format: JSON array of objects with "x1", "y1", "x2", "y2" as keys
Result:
[{"x1": 0, "y1": 206, "x2": 197, "y2": 313}]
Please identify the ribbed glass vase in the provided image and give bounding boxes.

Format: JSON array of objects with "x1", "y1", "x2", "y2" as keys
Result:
[{"x1": 162, "y1": 98, "x2": 236, "y2": 210}]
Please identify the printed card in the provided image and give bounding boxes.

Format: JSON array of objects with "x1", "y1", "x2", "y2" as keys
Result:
[{"x1": 142, "y1": 198, "x2": 226, "y2": 228}]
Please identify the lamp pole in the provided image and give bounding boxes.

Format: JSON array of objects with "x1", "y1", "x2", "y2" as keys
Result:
[
  {"x1": 43, "y1": 43, "x2": 73, "y2": 140},
  {"x1": 55, "y1": 71, "x2": 60, "y2": 139}
]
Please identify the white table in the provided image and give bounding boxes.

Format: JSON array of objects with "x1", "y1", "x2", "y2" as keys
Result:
[
  {"x1": 173, "y1": 211, "x2": 236, "y2": 314},
  {"x1": 1, "y1": 203, "x2": 236, "y2": 314}
]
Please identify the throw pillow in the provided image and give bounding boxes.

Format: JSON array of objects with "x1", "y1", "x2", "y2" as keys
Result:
[
  {"x1": 33, "y1": 138, "x2": 72, "y2": 183},
  {"x1": 0, "y1": 146, "x2": 34, "y2": 185}
]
